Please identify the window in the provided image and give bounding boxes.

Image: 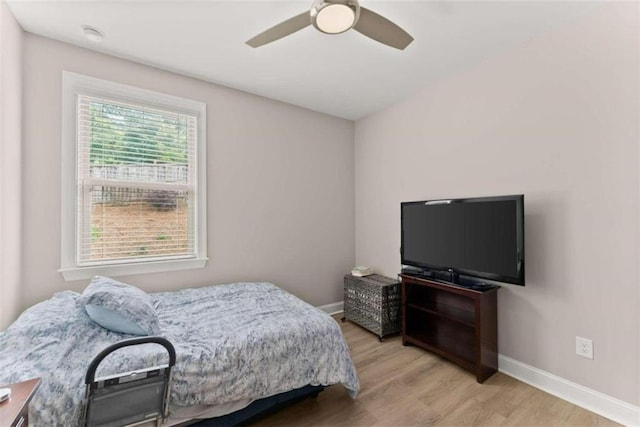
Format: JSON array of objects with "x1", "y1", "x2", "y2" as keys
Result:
[{"x1": 60, "y1": 72, "x2": 207, "y2": 280}]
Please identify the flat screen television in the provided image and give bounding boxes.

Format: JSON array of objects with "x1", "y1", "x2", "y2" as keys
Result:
[{"x1": 401, "y1": 194, "x2": 525, "y2": 286}]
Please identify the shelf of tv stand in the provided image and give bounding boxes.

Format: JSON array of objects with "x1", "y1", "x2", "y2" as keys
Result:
[
  {"x1": 406, "y1": 302, "x2": 476, "y2": 328},
  {"x1": 403, "y1": 332, "x2": 475, "y2": 370},
  {"x1": 400, "y1": 274, "x2": 499, "y2": 383}
]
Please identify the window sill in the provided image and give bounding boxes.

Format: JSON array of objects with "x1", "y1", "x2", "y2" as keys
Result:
[{"x1": 59, "y1": 257, "x2": 208, "y2": 281}]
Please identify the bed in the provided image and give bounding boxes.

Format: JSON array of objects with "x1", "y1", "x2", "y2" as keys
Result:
[{"x1": 0, "y1": 278, "x2": 359, "y2": 426}]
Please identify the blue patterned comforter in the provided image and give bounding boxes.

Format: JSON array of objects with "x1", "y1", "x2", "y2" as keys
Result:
[{"x1": 0, "y1": 282, "x2": 359, "y2": 425}]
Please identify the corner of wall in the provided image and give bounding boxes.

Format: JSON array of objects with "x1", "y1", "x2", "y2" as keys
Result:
[{"x1": 0, "y1": 0, "x2": 24, "y2": 329}]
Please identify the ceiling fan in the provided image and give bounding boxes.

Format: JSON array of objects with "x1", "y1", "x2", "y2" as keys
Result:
[{"x1": 246, "y1": 0, "x2": 413, "y2": 50}]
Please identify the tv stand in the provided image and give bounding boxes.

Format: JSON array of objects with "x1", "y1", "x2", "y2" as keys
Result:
[{"x1": 400, "y1": 274, "x2": 498, "y2": 383}]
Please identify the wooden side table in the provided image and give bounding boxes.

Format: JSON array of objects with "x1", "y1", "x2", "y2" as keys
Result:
[{"x1": 0, "y1": 378, "x2": 41, "y2": 427}]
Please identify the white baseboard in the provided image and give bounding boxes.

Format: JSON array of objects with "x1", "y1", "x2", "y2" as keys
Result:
[
  {"x1": 499, "y1": 354, "x2": 640, "y2": 426},
  {"x1": 316, "y1": 301, "x2": 343, "y2": 316}
]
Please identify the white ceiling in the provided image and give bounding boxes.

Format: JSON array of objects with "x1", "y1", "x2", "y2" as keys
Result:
[{"x1": 7, "y1": 0, "x2": 599, "y2": 120}]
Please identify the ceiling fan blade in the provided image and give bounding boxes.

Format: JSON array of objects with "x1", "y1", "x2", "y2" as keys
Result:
[
  {"x1": 246, "y1": 11, "x2": 311, "y2": 48},
  {"x1": 353, "y1": 7, "x2": 413, "y2": 50}
]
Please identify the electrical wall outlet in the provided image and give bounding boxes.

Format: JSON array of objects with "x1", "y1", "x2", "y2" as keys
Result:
[{"x1": 576, "y1": 336, "x2": 594, "y2": 359}]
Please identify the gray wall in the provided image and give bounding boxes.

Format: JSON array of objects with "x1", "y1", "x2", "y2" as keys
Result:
[
  {"x1": 20, "y1": 34, "x2": 355, "y2": 312},
  {"x1": 354, "y1": 3, "x2": 639, "y2": 405},
  {"x1": 0, "y1": 1, "x2": 23, "y2": 329}
]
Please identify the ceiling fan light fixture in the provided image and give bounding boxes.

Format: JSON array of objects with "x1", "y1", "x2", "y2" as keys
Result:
[
  {"x1": 315, "y1": 4, "x2": 354, "y2": 34},
  {"x1": 246, "y1": 0, "x2": 412, "y2": 50},
  {"x1": 311, "y1": 1, "x2": 360, "y2": 35}
]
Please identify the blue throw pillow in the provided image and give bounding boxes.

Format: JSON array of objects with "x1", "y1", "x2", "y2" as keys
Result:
[{"x1": 78, "y1": 276, "x2": 160, "y2": 336}]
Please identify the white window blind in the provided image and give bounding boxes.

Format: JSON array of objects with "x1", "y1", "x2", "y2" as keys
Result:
[
  {"x1": 76, "y1": 94, "x2": 198, "y2": 265},
  {"x1": 61, "y1": 72, "x2": 207, "y2": 280}
]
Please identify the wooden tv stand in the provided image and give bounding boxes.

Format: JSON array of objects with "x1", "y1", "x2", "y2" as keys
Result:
[{"x1": 400, "y1": 274, "x2": 499, "y2": 383}]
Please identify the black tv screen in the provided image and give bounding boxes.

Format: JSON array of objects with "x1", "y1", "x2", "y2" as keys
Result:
[{"x1": 401, "y1": 195, "x2": 525, "y2": 286}]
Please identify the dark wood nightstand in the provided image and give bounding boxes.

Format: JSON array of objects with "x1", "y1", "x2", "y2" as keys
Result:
[{"x1": 0, "y1": 378, "x2": 41, "y2": 427}]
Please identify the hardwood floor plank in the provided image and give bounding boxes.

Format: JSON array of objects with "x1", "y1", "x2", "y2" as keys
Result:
[{"x1": 251, "y1": 316, "x2": 620, "y2": 426}]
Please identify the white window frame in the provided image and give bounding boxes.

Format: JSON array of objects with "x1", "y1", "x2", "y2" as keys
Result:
[{"x1": 60, "y1": 71, "x2": 207, "y2": 281}]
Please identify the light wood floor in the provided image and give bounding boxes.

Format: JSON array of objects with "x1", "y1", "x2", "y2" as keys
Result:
[{"x1": 252, "y1": 315, "x2": 619, "y2": 426}]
